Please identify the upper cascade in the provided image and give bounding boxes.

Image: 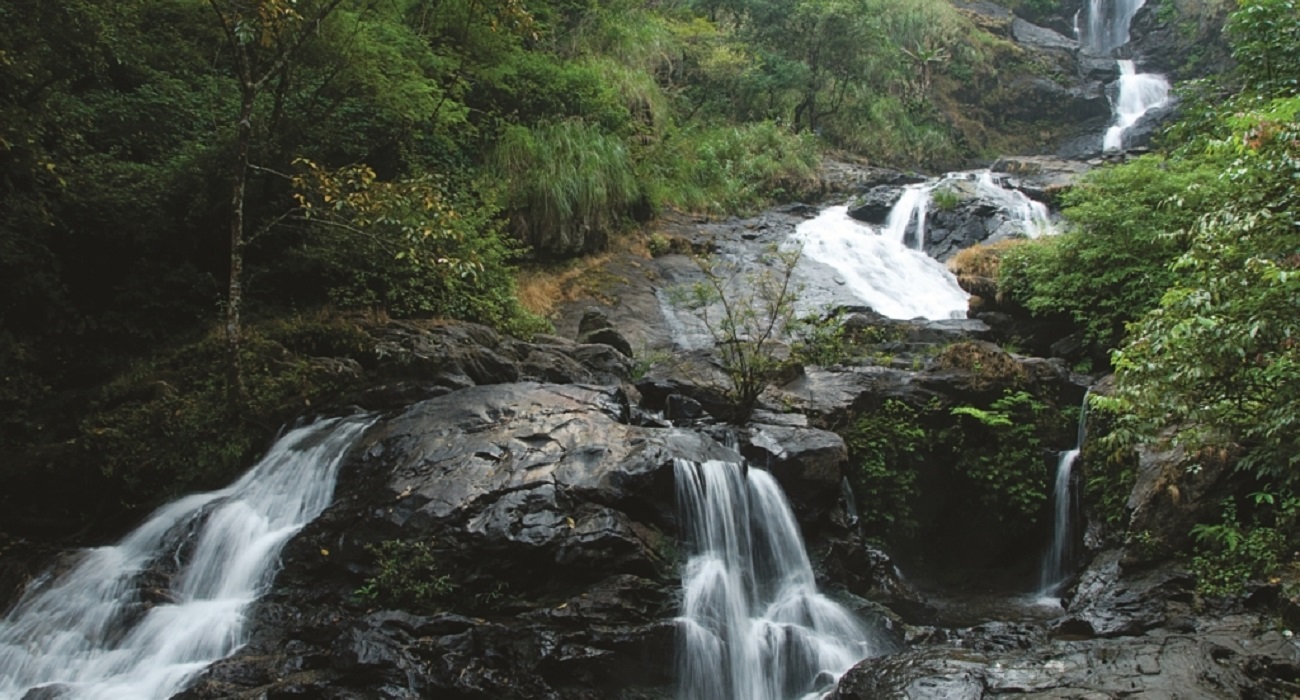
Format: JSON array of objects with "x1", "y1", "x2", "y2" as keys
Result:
[
  {"x1": 0, "y1": 416, "x2": 373, "y2": 700},
  {"x1": 1084, "y1": 0, "x2": 1148, "y2": 55},
  {"x1": 793, "y1": 206, "x2": 971, "y2": 321}
]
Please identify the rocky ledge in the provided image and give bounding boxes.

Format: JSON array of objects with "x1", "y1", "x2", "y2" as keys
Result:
[{"x1": 175, "y1": 379, "x2": 851, "y2": 700}]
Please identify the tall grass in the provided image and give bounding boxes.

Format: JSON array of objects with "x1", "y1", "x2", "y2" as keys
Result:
[
  {"x1": 492, "y1": 119, "x2": 642, "y2": 257},
  {"x1": 642, "y1": 121, "x2": 820, "y2": 215}
]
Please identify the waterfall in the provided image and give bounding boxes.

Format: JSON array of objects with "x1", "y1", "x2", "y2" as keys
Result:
[
  {"x1": 1103, "y1": 60, "x2": 1172, "y2": 152},
  {"x1": 0, "y1": 415, "x2": 373, "y2": 700},
  {"x1": 792, "y1": 168, "x2": 1056, "y2": 321},
  {"x1": 675, "y1": 458, "x2": 874, "y2": 700},
  {"x1": 1085, "y1": 0, "x2": 1147, "y2": 54},
  {"x1": 1038, "y1": 392, "x2": 1089, "y2": 598},
  {"x1": 884, "y1": 185, "x2": 930, "y2": 251},
  {"x1": 974, "y1": 171, "x2": 1057, "y2": 238},
  {"x1": 793, "y1": 206, "x2": 969, "y2": 320}
]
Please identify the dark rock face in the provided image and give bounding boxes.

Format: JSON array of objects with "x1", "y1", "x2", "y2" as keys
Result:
[
  {"x1": 922, "y1": 182, "x2": 1032, "y2": 262},
  {"x1": 835, "y1": 614, "x2": 1299, "y2": 700},
  {"x1": 576, "y1": 308, "x2": 636, "y2": 359},
  {"x1": 1011, "y1": 17, "x2": 1078, "y2": 52},
  {"x1": 1128, "y1": 4, "x2": 1232, "y2": 81},
  {"x1": 846, "y1": 186, "x2": 905, "y2": 225},
  {"x1": 837, "y1": 542, "x2": 1300, "y2": 700},
  {"x1": 176, "y1": 381, "x2": 851, "y2": 700},
  {"x1": 360, "y1": 320, "x2": 634, "y2": 410}
]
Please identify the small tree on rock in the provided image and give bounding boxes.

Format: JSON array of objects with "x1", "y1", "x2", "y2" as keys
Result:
[{"x1": 678, "y1": 244, "x2": 803, "y2": 424}]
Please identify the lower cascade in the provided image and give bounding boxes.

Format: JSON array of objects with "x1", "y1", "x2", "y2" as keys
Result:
[
  {"x1": 675, "y1": 458, "x2": 876, "y2": 700},
  {"x1": 0, "y1": 415, "x2": 374, "y2": 700},
  {"x1": 1038, "y1": 392, "x2": 1090, "y2": 599}
]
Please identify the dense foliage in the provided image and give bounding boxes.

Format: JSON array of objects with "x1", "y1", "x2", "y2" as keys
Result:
[
  {"x1": 999, "y1": 0, "x2": 1300, "y2": 594},
  {"x1": 999, "y1": 154, "x2": 1232, "y2": 357}
]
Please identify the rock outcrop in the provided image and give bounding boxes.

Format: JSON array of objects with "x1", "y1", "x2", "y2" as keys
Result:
[{"x1": 176, "y1": 381, "x2": 851, "y2": 699}]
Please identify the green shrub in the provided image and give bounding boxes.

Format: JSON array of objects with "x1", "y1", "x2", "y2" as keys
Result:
[
  {"x1": 1190, "y1": 497, "x2": 1292, "y2": 597},
  {"x1": 943, "y1": 390, "x2": 1061, "y2": 524},
  {"x1": 642, "y1": 121, "x2": 818, "y2": 215},
  {"x1": 355, "y1": 539, "x2": 456, "y2": 611},
  {"x1": 997, "y1": 154, "x2": 1231, "y2": 357},
  {"x1": 675, "y1": 245, "x2": 803, "y2": 424},
  {"x1": 78, "y1": 316, "x2": 374, "y2": 511},
  {"x1": 841, "y1": 400, "x2": 926, "y2": 541},
  {"x1": 289, "y1": 163, "x2": 548, "y2": 337},
  {"x1": 931, "y1": 186, "x2": 961, "y2": 211},
  {"x1": 790, "y1": 312, "x2": 851, "y2": 367}
]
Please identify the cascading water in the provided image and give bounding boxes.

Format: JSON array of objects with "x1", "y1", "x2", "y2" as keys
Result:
[
  {"x1": 1038, "y1": 392, "x2": 1090, "y2": 599},
  {"x1": 792, "y1": 169, "x2": 1054, "y2": 321},
  {"x1": 1085, "y1": 0, "x2": 1146, "y2": 54},
  {"x1": 793, "y1": 206, "x2": 969, "y2": 320},
  {"x1": 0, "y1": 415, "x2": 373, "y2": 700},
  {"x1": 884, "y1": 185, "x2": 930, "y2": 250},
  {"x1": 1103, "y1": 60, "x2": 1172, "y2": 152},
  {"x1": 1083, "y1": 0, "x2": 1172, "y2": 153},
  {"x1": 675, "y1": 458, "x2": 875, "y2": 700},
  {"x1": 974, "y1": 171, "x2": 1057, "y2": 238}
]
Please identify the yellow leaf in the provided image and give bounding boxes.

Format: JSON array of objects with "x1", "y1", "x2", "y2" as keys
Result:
[
  {"x1": 565, "y1": 517, "x2": 576, "y2": 529},
  {"x1": 320, "y1": 548, "x2": 330, "y2": 556}
]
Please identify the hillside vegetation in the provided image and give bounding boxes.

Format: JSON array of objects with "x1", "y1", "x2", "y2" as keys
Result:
[
  {"x1": 0, "y1": 0, "x2": 1077, "y2": 531},
  {"x1": 990, "y1": 0, "x2": 1300, "y2": 595}
]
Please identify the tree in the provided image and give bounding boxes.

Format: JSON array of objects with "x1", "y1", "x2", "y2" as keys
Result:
[
  {"x1": 206, "y1": 0, "x2": 349, "y2": 407},
  {"x1": 677, "y1": 244, "x2": 802, "y2": 423},
  {"x1": 1106, "y1": 98, "x2": 1300, "y2": 485}
]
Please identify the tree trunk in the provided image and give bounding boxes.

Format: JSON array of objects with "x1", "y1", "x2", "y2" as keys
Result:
[{"x1": 225, "y1": 84, "x2": 255, "y2": 410}]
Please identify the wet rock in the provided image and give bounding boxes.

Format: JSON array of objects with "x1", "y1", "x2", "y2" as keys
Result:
[
  {"x1": 1012, "y1": 17, "x2": 1078, "y2": 52},
  {"x1": 846, "y1": 186, "x2": 904, "y2": 225},
  {"x1": 577, "y1": 308, "x2": 635, "y2": 359},
  {"x1": 989, "y1": 157, "x2": 1093, "y2": 203},
  {"x1": 178, "y1": 381, "x2": 749, "y2": 700},
  {"x1": 359, "y1": 320, "x2": 638, "y2": 409},
  {"x1": 741, "y1": 425, "x2": 847, "y2": 527},
  {"x1": 1129, "y1": 4, "x2": 1232, "y2": 81},
  {"x1": 1077, "y1": 54, "x2": 1121, "y2": 82},
  {"x1": 1123, "y1": 439, "x2": 1235, "y2": 564},
  {"x1": 815, "y1": 159, "x2": 927, "y2": 199},
  {"x1": 836, "y1": 611, "x2": 1294, "y2": 700},
  {"x1": 1058, "y1": 550, "x2": 1196, "y2": 638},
  {"x1": 664, "y1": 393, "x2": 704, "y2": 423}
]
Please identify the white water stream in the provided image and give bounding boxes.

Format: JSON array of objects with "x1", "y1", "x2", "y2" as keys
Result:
[
  {"x1": 676, "y1": 458, "x2": 875, "y2": 700},
  {"x1": 1103, "y1": 60, "x2": 1172, "y2": 152},
  {"x1": 1038, "y1": 392, "x2": 1090, "y2": 600},
  {"x1": 793, "y1": 206, "x2": 969, "y2": 320},
  {"x1": 792, "y1": 169, "x2": 1054, "y2": 321},
  {"x1": 0, "y1": 416, "x2": 373, "y2": 700},
  {"x1": 1086, "y1": 0, "x2": 1146, "y2": 54}
]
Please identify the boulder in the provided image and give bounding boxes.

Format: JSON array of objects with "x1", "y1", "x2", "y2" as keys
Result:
[
  {"x1": 741, "y1": 424, "x2": 848, "y2": 528},
  {"x1": 1012, "y1": 17, "x2": 1078, "y2": 52},
  {"x1": 846, "y1": 186, "x2": 905, "y2": 225},
  {"x1": 177, "y1": 382, "x2": 757, "y2": 700},
  {"x1": 989, "y1": 156, "x2": 1093, "y2": 203}
]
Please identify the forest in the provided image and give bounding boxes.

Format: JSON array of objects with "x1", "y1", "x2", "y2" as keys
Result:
[{"x1": 0, "y1": 0, "x2": 1299, "y2": 600}]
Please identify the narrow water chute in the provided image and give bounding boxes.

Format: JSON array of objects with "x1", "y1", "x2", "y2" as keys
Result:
[{"x1": 1038, "y1": 391, "x2": 1090, "y2": 598}]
